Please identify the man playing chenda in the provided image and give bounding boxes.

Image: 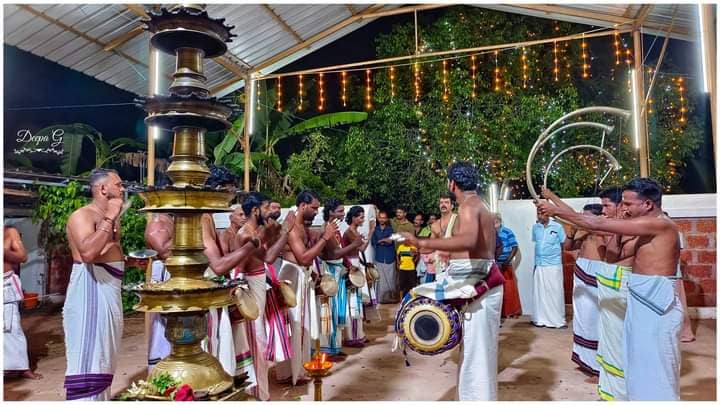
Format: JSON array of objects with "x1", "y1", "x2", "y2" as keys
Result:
[{"x1": 400, "y1": 161, "x2": 506, "y2": 400}]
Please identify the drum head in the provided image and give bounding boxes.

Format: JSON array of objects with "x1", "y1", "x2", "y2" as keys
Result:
[
  {"x1": 348, "y1": 266, "x2": 366, "y2": 289},
  {"x1": 319, "y1": 274, "x2": 338, "y2": 297},
  {"x1": 233, "y1": 287, "x2": 259, "y2": 320},
  {"x1": 395, "y1": 297, "x2": 462, "y2": 356},
  {"x1": 403, "y1": 302, "x2": 452, "y2": 353}
]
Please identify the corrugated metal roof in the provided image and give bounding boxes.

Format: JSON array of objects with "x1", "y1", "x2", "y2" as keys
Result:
[{"x1": 3, "y1": 4, "x2": 699, "y2": 98}]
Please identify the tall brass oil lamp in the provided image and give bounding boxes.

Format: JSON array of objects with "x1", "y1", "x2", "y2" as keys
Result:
[{"x1": 131, "y1": 5, "x2": 246, "y2": 398}]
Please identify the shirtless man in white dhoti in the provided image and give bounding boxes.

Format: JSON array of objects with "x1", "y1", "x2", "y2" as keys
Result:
[
  {"x1": 275, "y1": 190, "x2": 337, "y2": 386},
  {"x1": 318, "y1": 199, "x2": 363, "y2": 359},
  {"x1": 64, "y1": 168, "x2": 126, "y2": 400},
  {"x1": 537, "y1": 177, "x2": 682, "y2": 401},
  {"x1": 401, "y1": 161, "x2": 503, "y2": 401},
  {"x1": 543, "y1": 186, "x2": 634, "y2": 400},
  {"x1": 3, "y1": 226, "x2": 42, "y2": 380},
  {"x1": 233, "y1": 192, "x2": 295, "y2": 400},
  {"x1": 144, "y1": 213, "x2": 174, "y2": 372}
]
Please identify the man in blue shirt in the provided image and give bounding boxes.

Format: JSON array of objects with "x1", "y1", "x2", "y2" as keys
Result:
[
  {"x1": 531, "y1": 207, "x2": 566, "y2": 328},
  {"x1": 371, "y1": 211, "x2": 398, "y2": 303},
  {"x1": 495, "y1": 214, "x2": 522, "y2": 318}
]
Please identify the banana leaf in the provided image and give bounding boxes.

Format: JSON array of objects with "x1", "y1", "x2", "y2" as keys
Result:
[{"x1": 284, "y1": 111, "x2": 368, "y2": 136}]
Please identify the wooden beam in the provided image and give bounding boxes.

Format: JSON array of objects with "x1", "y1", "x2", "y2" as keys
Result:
[
  {"x1": 258, "y1": 27, "x2": 632, "y2": 80},
  {"x1": 250, "y1": 4, "x2": 389, "y2": 74},
  {"x1": 3, "y1": 188, "x2": 35, "y2": 198},
  {"x1": 103, "y1": 25, "x2": 144, "y2": 52},
  {"x1": 487, "y1": 4, "x2": 689, "y2": 39},
  {"x1": 19, "y1": 5, "x2": 149, "y2": 70},
  {"x1": 634, "y1": 5, "x2": 654, "y2": 27},
  {"x1": 262, "y1": 5, "x2": 303, "y2": 43},
  {"x1": 126, "y1": 3, "x2": 150, "y2": 18}
]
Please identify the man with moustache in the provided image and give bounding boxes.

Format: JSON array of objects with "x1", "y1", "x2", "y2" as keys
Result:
[
  {"x1": 318, "y1": 198, "x2": 364, "y2": 358},
  {"x1": 63, "y1": 169, "x2": 127, "y2": 400},
  {"x1": 430, "y1": 194, "x2": 458, "y2": 282},
  {"x1": 401, "y1": 162, "x2": 505, "y2": 400},
  {"x1": 233, "y1": 192, "x2": 295, "y2": 400},
  {"x1": 537, "y1": 178, "x2": 682, "y2": 400},
  {"x1": 371, "y1": 211, "x2": 398, "y2": 303},
  {"x1": 275, "y1": 190, "x2": 337, "y2": 385}
]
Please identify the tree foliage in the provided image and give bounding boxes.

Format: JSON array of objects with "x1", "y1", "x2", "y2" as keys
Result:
[{"x1": 237, "y1": 6, "x2": 704, "y2": 209}]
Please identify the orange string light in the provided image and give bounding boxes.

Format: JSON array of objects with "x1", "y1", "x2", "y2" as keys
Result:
[
  {"x1": 318, "y1": 73, "x2": 325, "y2": 111},
  {"x1": 256, "y1": 80, "x2": 262, "y2": 111},
  {"x1": 365, "y1": 69, "x2": 372, "y2": 110},
  {"x1": 678, "y1": 77, "x2": 686, "y2": 124},
  {"x1": 442, "y1": 60, "x2": 449, "y2": 102},
  {"x1": 298, "y1": 74, "x2": 304, "y2": 111},
  {"x1": 494, "y1": 51, "x2": 501, "y2": 91},
  {"x1": 341, "y1": 71, "x2": 347, "y2": 108},
  {"x1": 553, "y1": 41, "x2": 559, "y2": 82},
  {"x1": 389, "y1": 66, "x2": 396, "y2": 99},
  {"x1": 470, "y1": 54, "x2": 477, "y2": 98},
  {"x1": 613, "y1": 31, "x2": 621, "y2": 65},
  {"x1": 581, "y1": 35, "x2": 589, "y2": 79},
  {"x1": 414, "y1": 62, "x2": 421, "y2": 103},
  {"x1": 521, "y1": 47, "x2": 528, "y2": 89},
  {"x1": 276, "y1": 77, "x2": 282, "y2": 111}
]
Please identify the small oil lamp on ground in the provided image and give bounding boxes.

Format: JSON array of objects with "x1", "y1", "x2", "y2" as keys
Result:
[{"x1": 303, "y1": 341, "x2": 333, "y2": 401}]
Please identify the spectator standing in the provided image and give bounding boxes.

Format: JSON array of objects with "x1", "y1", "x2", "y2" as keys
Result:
[
  {"x1": 396, "y1": 241, "x2": 419, "y2": 299},
  {"x1": 390, "y1": 207, "x2": 414, "y2": 235},
  {"x1": 371, "y1": 211, "x2": 399, "y2": 303},
  {"x1": 531, "y1": 207, "x2": 567, "y2": 328},
  {"x1": 495, "y1": 214, "x2": 522, "y2": 318}
]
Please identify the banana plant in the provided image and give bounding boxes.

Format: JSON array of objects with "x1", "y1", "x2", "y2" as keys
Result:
[
  {"x1": 213, "y1": 80, "x2": 369, "y2": 191},
  {"x1": 30, "y1": 123, "x2": 145, "y2": 176}
]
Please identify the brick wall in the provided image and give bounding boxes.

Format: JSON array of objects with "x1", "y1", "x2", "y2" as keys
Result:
[{"x1": 562, "y1": 217, "x2": 717, "y2": 307}]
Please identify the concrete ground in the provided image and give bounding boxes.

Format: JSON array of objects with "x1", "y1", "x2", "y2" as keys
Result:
[{"x1": 4, "y1": 303, "x2": 716, "y2": 401}]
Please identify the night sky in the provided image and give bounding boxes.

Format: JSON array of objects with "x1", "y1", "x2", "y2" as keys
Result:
[{"x1": 3, "y1": 5, "x2": 714, "y2": 191}]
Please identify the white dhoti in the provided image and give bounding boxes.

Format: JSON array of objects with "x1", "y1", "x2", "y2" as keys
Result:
[
  {"x1": 63, "y1": 262, "x2": 124, "y2": 401},
  {"x1": 458, "y1": 285, "x2": 503, "y2": 400},
  {"x1": 243, "y1": 267, "x2": 270, "y2": 401},
  {"x1": 409, "y1": 259, "x2": 503, "y2": 400},
  {"x1": 147, "y1": 260, "x2": 171, "y2": 372},
  {"x1": 531, "y1": 264, "x2": 566, "y2": 328},
  {"x1": 319, "y1": 260, "x2": 345, "y2": 355},
  {"x1": 571, "y1": 258, "x2": 600, "y2": 375},
  {"x1": 275, "y1": 260, "x2": 314, "y2": 384},
  {"x1": 624, "y1": 273, "x2": 682, "y2": 400},
  {"x1": 4, "y1": 272, "x2": 30, "y2": 371},
  {"x1": 343, "y1": 258, "x2": 366, "y2": 346},
  {"x1": 596, "y1": 263, "x2": 631, "y2": 401},
  {"x1": 264, "y1": 262, "x2": 293, "y2": 363},
  {"x1": 352, "y1": 257, "x2": 380, "y2": 322}
]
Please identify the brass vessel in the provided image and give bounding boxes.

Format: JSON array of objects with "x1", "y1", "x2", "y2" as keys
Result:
[{"x1": 129, "y1": 5, "x2": 246, "y2": 398}]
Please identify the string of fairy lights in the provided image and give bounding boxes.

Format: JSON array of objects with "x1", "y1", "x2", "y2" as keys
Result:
[{"x1": 255, "y1": 29, "x2": 691, "y2": 133}]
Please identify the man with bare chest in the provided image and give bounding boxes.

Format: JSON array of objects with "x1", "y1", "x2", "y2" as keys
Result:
[
  {"x1": 401, "y1": 162, "x2": 505, "y2": 400},
  {"x1": 144, "y1": 213, "x2": 174, "y2": 371},
  {"x1": 317, "y1": 199, "x2": 362, "y2": 358},
  {"x1": 63, "y1": 169, "x2": 126, "y2": 400},
  {"x1": 4, "y1": 225, "x2": 42, "y2": 380},
  {"x1": 275, "y1": 190, "x2": 336, "y2": 385},
  {"x1": 232, "y1": 192, "x2": 294, "y2": 400},
  {"x1": 538, "y1": 178, "x2": 683, "y2": 400}
]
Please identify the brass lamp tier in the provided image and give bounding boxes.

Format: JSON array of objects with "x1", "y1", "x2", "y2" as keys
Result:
[
  {"x1": 144, "y1": 7, "x2": 236, "y2": 59},
  {"x1": 128, "y1": 4, "x2": 245, "y2": 399},
  {"x1": 140, "y1": 188, "x2": 235, "y2": 212},
  {"x1": 138, "y1": 95, "x2": 235, "y2": 132}
]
